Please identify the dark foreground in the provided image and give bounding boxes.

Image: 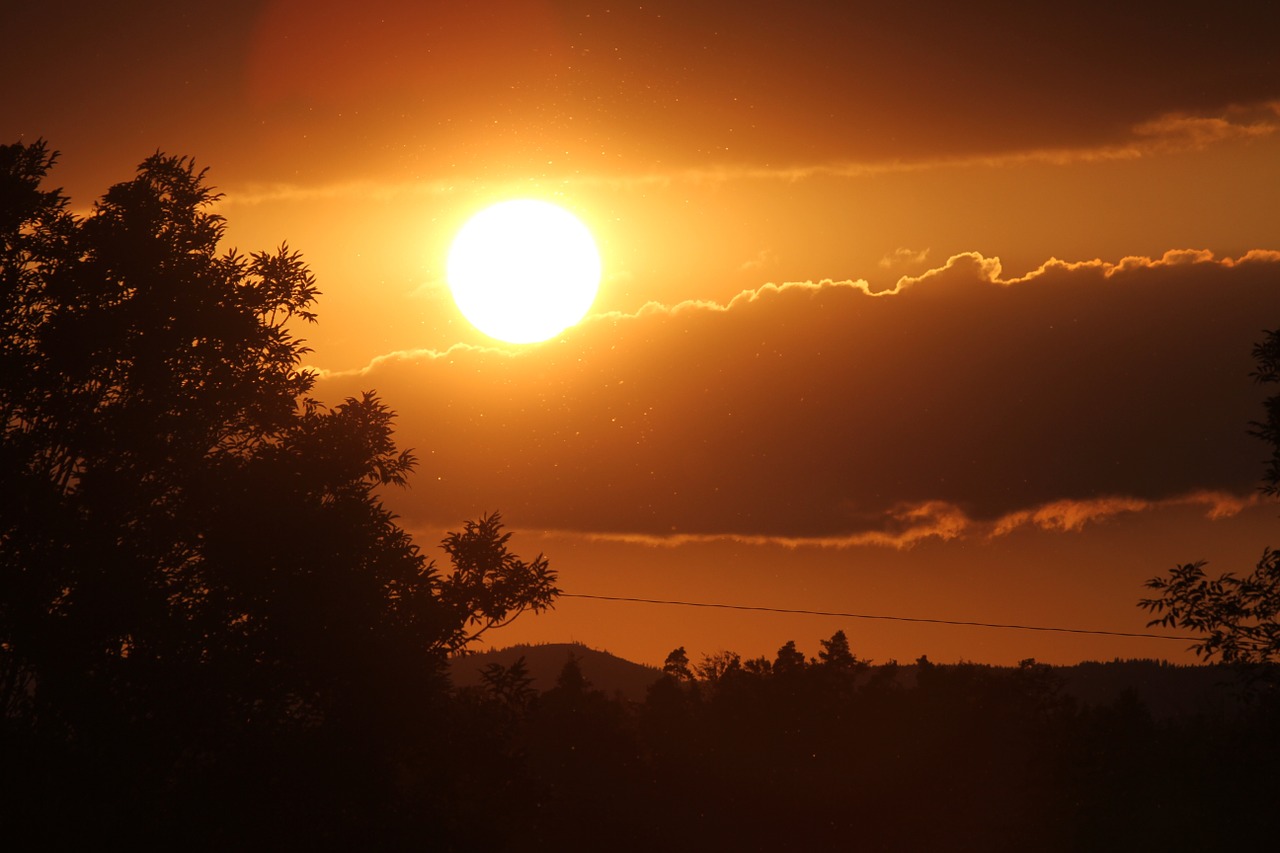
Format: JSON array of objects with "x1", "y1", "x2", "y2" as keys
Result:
[{"x1": 5, "y1": 653, "x2": 1276, "y2": 851}]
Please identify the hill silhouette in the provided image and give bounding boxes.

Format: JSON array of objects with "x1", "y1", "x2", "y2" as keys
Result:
[
  {"x1": 1057, "y1": 658, "x2": 1247, "y2": 717},
  {"x1": 453, "y1": 643, "x2": 1245, "y2": 716},
  {"x1": 450, "y1": 642, "x2": 662, "y2": 701}
]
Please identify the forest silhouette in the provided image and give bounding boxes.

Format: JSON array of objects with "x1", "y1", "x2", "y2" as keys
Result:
[{"x1": 2, "y1": 141, "x2": 1277, "y2": 849}]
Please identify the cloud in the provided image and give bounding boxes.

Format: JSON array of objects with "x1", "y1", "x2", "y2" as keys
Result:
[
  {"x1": 214, "y1": 177, "x2": 460, "y2": 209},
  {"x1": 318, "y1": 250, "x2": 1280, "y2": 542},
  {"x1": 739, "y1": 249, "x2": 777, "y2": 273},
  {"x1": 533, "y1": 500, "x2": 971, "y2": 550},
  {"x1": 880, "y1": 248, "x2": 931, "y2": 270},
  {"x1": 990, "y1": 491, "x2": 1258, "y2": 537},
  {"x1": 514, "y1": 490, "x2": 1258, "y2": 550},
  {"x1": 212, "y1": 102, "x2": 1280, "y2": 210},
  {"x1": 1132, "y1": 107, "x2": 1278, "y2": 151},
  {"x1": 302, "y1": 341, "x2": 521, "y2": 381}
]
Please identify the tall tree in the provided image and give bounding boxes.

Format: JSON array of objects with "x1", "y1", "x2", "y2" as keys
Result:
[{"x1": 0, "y1": 141, "x2": 557, "y2": 747}]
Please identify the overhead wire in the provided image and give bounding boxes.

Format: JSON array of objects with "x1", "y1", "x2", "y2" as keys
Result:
[{"x1": 559, "y1": 592, "x2": 1199, "y2": 641}]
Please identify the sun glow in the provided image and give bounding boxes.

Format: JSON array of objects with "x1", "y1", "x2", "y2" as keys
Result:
[{"x1": 446, "y1": 200, "x2": 602, "y2": 344}]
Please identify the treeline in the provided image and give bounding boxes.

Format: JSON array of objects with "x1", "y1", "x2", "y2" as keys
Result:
[
  {"x1": 6, "y1": 633, "x2": 1276, "y2": 849},
  {"x1": 448, "y1": 634, "x2": 1278, "y2": 852}
]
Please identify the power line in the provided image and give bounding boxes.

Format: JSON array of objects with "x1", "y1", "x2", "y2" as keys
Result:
[{"x1": 559, "y1": 592, "x2": 1199, "y2": 641}]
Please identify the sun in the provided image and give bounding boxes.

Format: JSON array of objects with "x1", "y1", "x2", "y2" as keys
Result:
[{"x1": 446, "y1": 200, "x2": 602, "y2": 344}]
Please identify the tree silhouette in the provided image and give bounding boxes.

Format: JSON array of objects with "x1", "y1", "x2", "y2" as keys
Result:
[
  {"x1": 1251, "y1": 328, "x2": 1280, "y2": 497},
  {"x1": 662, "y1": 645, "x2": 694, "y2": 681},
  {"x1": 773, "y1": 639, "x2": 806, "y2": 673},
  {"x1": 439, "y1": 511, "x2": 558, "y2": 652},
  {"x1": 479, "y1": 655, "x2": 538, "y2": 713},
  {"x1": 1140, "y1": 328, "x2": 1280, "y2": 667},
  {"x1": 818, "y1": 629, "x2": 859, "y2": 669},
  {"x1": 0, "y1": 141, "x2": 556, "y2": 763},
  {"x1": 1140, "y1": 554, "x2": 1280, "y2": 665},
  {"x1": 695, "y1": 650, "x2": 742, "y2": 684}
]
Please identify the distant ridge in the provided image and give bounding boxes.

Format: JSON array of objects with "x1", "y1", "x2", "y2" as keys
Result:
[
  {"x1": 1056, "y1": 658, "x2": 1245, "y2": 718},
  {"x1": 453, "y1": 646, "x2": 1251, "y2": 717},
  {"x1": 450, "y1": 642, "x2": 663, "y2": 702}
]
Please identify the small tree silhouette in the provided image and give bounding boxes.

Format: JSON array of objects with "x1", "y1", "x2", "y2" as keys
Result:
[
  {"x1": 480, "y1": 655, "x2": 538, "y2": 712},
  {"x1": 818, "y1": 629, "x2": 859, "y2": 669},
  {"x1": 696, "y1": 650, "x2": 742, "y2": 683},
  {"x1": 662, "y1": 646, "x2": 694, "y2": 682},
  {"x1": 773, "y1": 639, "x2": 806, "y2": 673}
]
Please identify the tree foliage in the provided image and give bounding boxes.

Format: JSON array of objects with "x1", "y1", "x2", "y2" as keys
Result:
[
  {"x1": 772, "y1": 639, "x2": 806, "y2": 673},
  {"x1": 439, "y1": 511, "x2": 559, "y2": 652},
  {"x1": 1140, "y1": 328, "x2": 1280, "y2": 666},
  {"x1": 479, "y1": 655, "x2": 538, "y2": 713},
  {"x1": 662, "y1": 645, "x2": 693, "y2": 681},
  {"x1": 1140, "y1": 553, "x2": 1280, "y2": 665},
  {"x1": 695, "y1": 650, "x2": 742, "y2": 684},
  {"x1": 0, "y1": 140, "x2": 556, "y2": 752},
  {"x1": 1250, "y1": 328, "x2": 1280, "y2": 497},
  {"x1": 818, "y1": 629, "x2": 860, "y2": 669}
]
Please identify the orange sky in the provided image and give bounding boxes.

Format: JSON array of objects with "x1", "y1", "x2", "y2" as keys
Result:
[{"x1": 6, "y1": 0, "x2": 1280, "y2": 666}]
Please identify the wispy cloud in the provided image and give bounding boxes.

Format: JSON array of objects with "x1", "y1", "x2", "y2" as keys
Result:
[
  {"x1": 879, "y1": 247, "x2": 931, "y2": 270},
  {"x1": 739, "y1": 249, "x2": 777, "y2": 273},
  {"x1": 303, "y1": 340, "x2": 522, "y2": 380},
  {"x1": 512, "y1": 490, "x2": 1259, "y2": 550},
  {"x1": 215, "y1": 176, "x2": 464, "y2": 208},
  {"x1": 990, "y1": 491, "x2": 1258, "y2": 537},
  {"x1": 522, "y1": 501, "x2": 971, "y2": 551},
  {"x1": 216, "y1": 105, "x2": 1280, "y2": 208}
]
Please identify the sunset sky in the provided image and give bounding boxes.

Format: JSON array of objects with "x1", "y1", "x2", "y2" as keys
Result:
[{"x1": 6, "y1": 0, "x2": 1280, "y2": 667}]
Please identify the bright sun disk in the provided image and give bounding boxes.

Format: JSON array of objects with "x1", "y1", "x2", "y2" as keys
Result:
[{"x1": 446, "y1": 200, "x2": 601, "y2": 344}]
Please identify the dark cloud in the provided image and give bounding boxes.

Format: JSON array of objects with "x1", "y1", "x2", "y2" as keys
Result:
[
  {"x1": 559, "y1": 1, "x2": 1280, "y2": 164},
  {"x1": 7, "y1": 1, "x2": 1278, "y2": 190},
  {"x1": 317, "y1": 250, "x2": 1280, "y2": 541},
  {"x1": 236, "y1": 1, "x2": 1280, "y2": 167}
]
